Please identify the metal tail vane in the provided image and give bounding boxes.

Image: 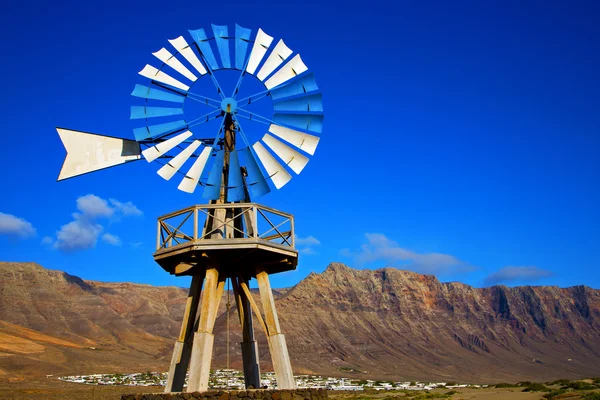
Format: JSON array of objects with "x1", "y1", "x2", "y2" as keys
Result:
[{"x1": 57, "y1": 24, "x2": 324, "y2": 199}]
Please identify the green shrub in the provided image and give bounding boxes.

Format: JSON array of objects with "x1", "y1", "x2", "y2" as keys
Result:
[
  {"x1": 562, "y1": 381, "x2": 596, "y2": 390},
  {"x1": 522, "y1": 383, "x2": 549, "y2": 392},
  {"x1": 445, "y1": 390, "x2": 458, "y2": 396},
  {"x1": 549, "y1": 379, "x2": 572, "y2": 386},
  {"x1": 412, "y1": 393, "x2": 452, "y2": 400},
  {"x1": 543, "y1": 389, "x2": 567, "y2": 399},
  {"x1": 495, "y1": 383, "x2": 518, "y2": 388},
  {"x1": 582, "y1": 393, "x2": 600, "y2": 400}
]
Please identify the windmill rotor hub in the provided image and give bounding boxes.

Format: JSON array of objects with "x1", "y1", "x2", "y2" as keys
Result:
[{"x1": 220, "y1": 98, "x2": 238, "y2": 114}]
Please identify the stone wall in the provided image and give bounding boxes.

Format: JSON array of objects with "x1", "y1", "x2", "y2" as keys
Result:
[{"x1": 121, "y1": 388, "x2": 329, "y2": 400}]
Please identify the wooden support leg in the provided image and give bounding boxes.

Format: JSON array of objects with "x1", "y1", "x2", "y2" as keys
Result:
[
  {"x1": 165, "y1": 275, "x2": 203, "y2": 393},
  {"x1": 256, "y1": 270, "x2": 295, "y2": 389},
  {"x1": 232, "y1": 277, "x2": 261, "y2": 389},
  {"x1": 188, "y1": 268, "x2": 225, "y2": 392}
]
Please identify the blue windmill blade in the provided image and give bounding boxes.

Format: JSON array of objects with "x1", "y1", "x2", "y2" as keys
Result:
[
  {"x1": 273, "y1": 113, "x2": 324, "y2": 134},
  {"x1": 270, "y1": 73, "x2": 319, "y2": 101},
  {"x1": 273, "y1": 93, "x2": 323, "y2": 113},
  {"x1": 189, "y1": 28, "x2": 219, "y2": 70},
  {"x1": 131, "y1": 84, "x2": 185, "y2": 103},
  {"x1": 235, "y1": 24, "x2": 251, "y2": 70},
  {"x1": 133, "y1": 120, "x2": 187, "y2": 141},
  {"x1": 227, "y1": 150, "x2": 246, "y2": 202},
  {"x1": 202, "y1": 150, "x2": 224, "y2": 200},
  {"x1": 212, "y1": 24, "x2": 231, "y2": 69},
  {"x1": 130, "y1": 106, "x2": 184, "y2": 119},
  {"x1": 239, "y1": 147, "x2": 270, "y2": 197}
]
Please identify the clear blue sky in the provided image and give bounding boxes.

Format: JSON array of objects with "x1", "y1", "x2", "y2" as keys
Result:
[{"x1": 0, "y1": 0, "x2": 598, "y2": 289}]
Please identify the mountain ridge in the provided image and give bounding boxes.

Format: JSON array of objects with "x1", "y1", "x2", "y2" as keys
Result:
[{"x1": 0, "y1": 261, "x2": 598, "y2": 382}]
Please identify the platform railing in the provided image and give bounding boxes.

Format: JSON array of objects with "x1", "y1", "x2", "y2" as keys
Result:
[{"x1": 156, "y1": 203, "x2": 295, "y2": 251}]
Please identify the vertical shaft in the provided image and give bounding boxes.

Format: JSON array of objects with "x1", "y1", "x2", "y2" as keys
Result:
[
  {"x1": 226, "y1": 279, "x2": 230, "y2": 370},
  {"x1": 188, "y1": 268, "x2": 225, "y2": 392},
  {"x1": 165, "y1": 275, "x2": 203, "y2": 393},
  {"x1": 256, "y1": 269, "x2": 295, "y2": 389},
  {"x1": 232, "y1": 277, "x2": 261, "y2": 389}
]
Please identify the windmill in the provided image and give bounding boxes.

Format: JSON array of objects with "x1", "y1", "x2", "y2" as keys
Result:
[{"x1": 56, "y1": 24, "x2": 323, "y2": 393}]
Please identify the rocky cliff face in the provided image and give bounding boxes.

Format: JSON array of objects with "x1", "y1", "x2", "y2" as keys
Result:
[
  {"x1": 272, "y1": 263, "x2": 600, "y2": 381},
  {"x1": 0, "y1": 261, "x2": 598, "y2": 381}
]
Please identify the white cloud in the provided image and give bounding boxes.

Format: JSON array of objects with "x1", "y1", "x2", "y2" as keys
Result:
[
  {"x1": 346, "y1": 233, "x2": 473, "y2": 274},
  {"x1": 54, "y1": 219, "x2": 103, "y2": 252},
  {"x1": 296, "y1": 235, "x2": 321, "y2": 246},
  {"x1": 484, "y1": 266, "x2": 553, "y2": 285},
  {"x1": 76, "y1": 194, "x2": 114, "y2": 219},
  {"x1": 0, "y1": 212, "x2": 36, "y2": 239},
  {"x1": 130, "y1": 241, "x2": 143, "y2": 248},
  {"x1": 295, "y1": 235, "x2": 320, "y2": 256},
  {"x1": 298, "y1": 247, "x2": 318, "y2": 255},
  {"x1": 48, "y1": 194, "x2": 142, "y2": 253},
  {"x1": 109, "y1": 199, "x2": 143, "y2": 217},
  {"x1": 102, "y1": 233, "x2": 122, "y2": 246}
]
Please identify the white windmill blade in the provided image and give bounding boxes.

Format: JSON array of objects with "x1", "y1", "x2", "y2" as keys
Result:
[
  {"x1": 264, "y1": 55, "x2": 308, "y2": 90},
  {"x1": 157, "y1": 140, "x2": 201, "y2": 181},
  {"x1": 152, "y1": 48, "x2": 197, "y2": 82},
  {"x1": 252, "y1": 142, "x2": 292, "y2": 189},
  {"x1": 178, "y1": 146, "x2": 211, "y2": 193},
  {"x1": 168, "y1": 36, "x2": 207, "y2": 75},
  {"x1": 57, "y1": 128, "x2": 141, "y2": 181},
  {"x1": 142, "y1": 130, "x2": 193, "y2": 162},
  {"x1": 262, "y1": 133, "x2": 309, "y2": 174},
  {"x1": 139, "y1": 65, "x2": 190, "y2": 91},
  {"x1": 268, "y1": 124, "x2": 320, "y2": 155},
  {"x1": 257, "y1": 40, "x2": 293, "y2": 81},
  {"x1": 246, "y1": 28, "x2": 273, "y2": 75}
]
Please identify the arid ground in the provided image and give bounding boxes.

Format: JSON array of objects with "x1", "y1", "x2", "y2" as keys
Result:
[{"x1": 1, "y1": 379, "x2": 599, "y2": 400}]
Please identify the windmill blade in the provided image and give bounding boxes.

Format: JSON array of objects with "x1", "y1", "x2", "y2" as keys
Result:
[
  {"x1": 157, "y1": 140, "x2": 201, "y2": 180},
  {"x1": 168, "y1": 36, "x2": 207, "y2": 75},
  {"x1": 246, "y1": 28, "x2": 273, "y2": 75},
  {"x1": 212, "y1": 24, "x2": 231, "y2": 69},
  {"x1": 257, "y1": 40, "x2": 292, "y2": 81},
  {"x1": 142, "y1": 130, "x2": 192, "y2": 162},
  {"x1": 131, "y1": 84, "x2": 185, "y2": 103},
  {"x1": 203, "y1": 150, "x2": 224, "y2": 200},
  {"x1": 268, "y1": 124, "x2": 320, "y2": 155},
  {"x1": 178, "y1": 146, "x2": 211, "y2": 193},
  {"x1": 139, "y1": 65, "x2": 190, "y2": 91},
  {"x1": 270, "y1": 73, "x2": 318, "y2": 101},
  {"x1": 240, "y1": 148, "x2": 270, "y2": 197},
  {"x1": 130, "y1": 106, "x2": 184, "y2": 119},
  {"x1": 227, "y1": 150, "x2": 245, "y2": 202},
  {"x1": 235, "y1": 24, "x2": 251, "y2": 70},
  {"x1": 252, "y1": 142, "x2": 292, "y2": 189},
  {"x1": 273, "y1": 93, "x2": 323, "y2": 112},
  {"x1": 133, "y1": 120, "x2": 187, "y2": 141},
  {"x1": 273, "y1": 113, "x2": 323, "y2": 134},
  {"x1": 189, "y1": 28, "x2": 219, "y2": 70},
  {"x1": 264, "y1": 55, "x2": 308, "y2": 90},
  {"x1": 152, "y1": 48, "x2": 198, "y2": 82},
  {"x1": 262, "y1": 133, "x2": 309, "y2": 174},
  {"x1": 57, "y1": 128, "x2": 141, "y2": 181}
]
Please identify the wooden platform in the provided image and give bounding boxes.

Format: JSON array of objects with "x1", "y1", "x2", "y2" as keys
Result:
[
  {"x1": 153, "y1": 203, "x2": 298, "y2": 277},
  {"x1": 154, "y1": 237, "x2": 297, "y2": 277}
]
